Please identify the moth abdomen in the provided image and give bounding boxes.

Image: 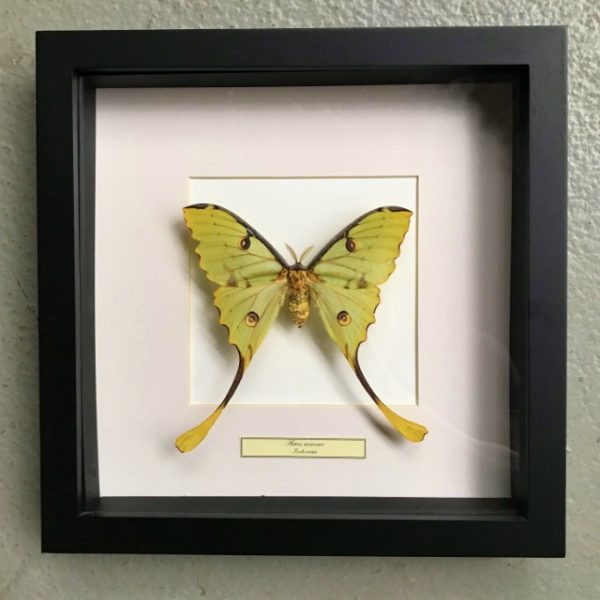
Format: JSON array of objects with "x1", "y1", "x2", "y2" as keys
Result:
[{"x1": 287, "y1": 268, "x2": 312, "y2": 327}]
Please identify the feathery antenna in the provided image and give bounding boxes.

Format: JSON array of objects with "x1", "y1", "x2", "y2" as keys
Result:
[{"x1": 285, "y1": 243, "x2": 299, "y2": 264}]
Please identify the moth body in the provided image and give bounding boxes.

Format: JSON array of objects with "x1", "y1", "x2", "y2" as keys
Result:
[{"x1": 286, "y1": 267, "x2": 314, "y2": 327}]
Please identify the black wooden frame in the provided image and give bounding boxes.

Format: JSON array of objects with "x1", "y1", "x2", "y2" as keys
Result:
[{"x1": 36, "y1": 27, "x2": 567, "y2": 556}]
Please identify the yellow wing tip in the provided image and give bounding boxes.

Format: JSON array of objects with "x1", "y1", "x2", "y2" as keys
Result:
[
  {"x1": 398, "y1": 420, "x2": 428, "y2": 443},
  {"x1": 175, "y1": 429, "x2": 202, "y2": 453},
  {"x1": 175, "y1": 404, "x2": 225, "y2": 453},
  {"x1": 376, "y1": 401, "x2": 428, "y2": 443}
]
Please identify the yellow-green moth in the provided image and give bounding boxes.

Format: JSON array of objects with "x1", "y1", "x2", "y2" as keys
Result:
[{"x1": 176, "y1": 204, "x2": 428, "y2": 452}]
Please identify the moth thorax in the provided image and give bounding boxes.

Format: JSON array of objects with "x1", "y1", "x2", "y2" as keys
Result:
[{"x1": 287, "y1": 269, "x2": 311, "y2": 327}]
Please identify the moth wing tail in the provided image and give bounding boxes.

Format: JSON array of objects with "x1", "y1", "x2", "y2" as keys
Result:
[
  {"x1": 372, "y1": 397, "x2": 428, "y2": 442},
  {"x1": 175, "y1": 352, "x2": 244, "y2": 453},
  {"x1": 175, "y1": 402, "x2": 227, "y2": 452},
  {"x1": 353, "y1": 353, "x2": 428, "y2": 443}
]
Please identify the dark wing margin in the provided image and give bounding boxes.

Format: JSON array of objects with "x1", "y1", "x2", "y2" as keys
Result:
[
  {"x1": 185, "y1": 203, "x2": 290, "y2": 268},
  {"x1": 306, "y1": 205, "x2": 412, "y2": 269}
]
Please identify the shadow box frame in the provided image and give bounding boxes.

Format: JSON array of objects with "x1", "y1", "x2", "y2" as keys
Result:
[{"x1": 36, "y1": 26, "x2": 567, "y2": 557}]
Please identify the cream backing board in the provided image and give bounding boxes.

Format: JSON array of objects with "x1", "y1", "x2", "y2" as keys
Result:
[
  {"x1": 188, "y1": 177, "x2": 417, "y2": 407},
  {"x1": 95, "y1": 84, "x2": 512, "y2": 497}
]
